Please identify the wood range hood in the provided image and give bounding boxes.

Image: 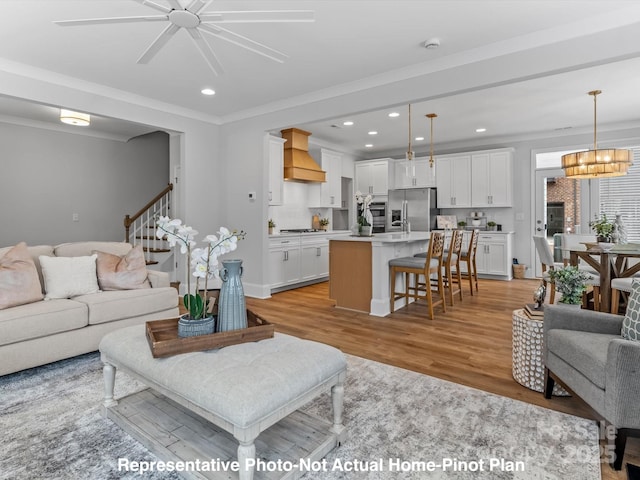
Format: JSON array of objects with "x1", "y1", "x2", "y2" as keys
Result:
[{"x1": 281, "y1": 128, "x2": 326, "y2": 183}]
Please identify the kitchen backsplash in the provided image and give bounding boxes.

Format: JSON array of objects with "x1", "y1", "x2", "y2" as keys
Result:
[{"x1": 268, "y1": 181, "x2": 332, "y2": 232}]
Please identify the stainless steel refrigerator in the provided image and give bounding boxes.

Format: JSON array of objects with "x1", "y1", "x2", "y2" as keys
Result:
[{"x1": 387, "y1": 188, "x2": 439, "y2": 232}]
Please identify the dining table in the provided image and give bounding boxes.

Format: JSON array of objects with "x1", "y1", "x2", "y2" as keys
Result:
[{"x1": 568, "y1": 243, "x2": 640, "y2": 312}]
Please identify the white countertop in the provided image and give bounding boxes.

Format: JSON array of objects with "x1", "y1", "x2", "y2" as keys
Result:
[
  {"x1": 329, "y1": 232, "x2": 431, "y2": 243},
  {"x1": 269, "y1": 230, "x2": 350, "y2": 238}
]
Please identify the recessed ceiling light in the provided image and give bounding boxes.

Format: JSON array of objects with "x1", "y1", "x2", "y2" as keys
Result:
[
  {"x1": 368, "y1": 131, "x2": 378, "y2": 135},
  {"x1": 415, "y1": 136, "x2": 424, "y2": 141},
  {"x1": 343, "y1": 121, "x2": 354, "y2": 126},
  {"x1": 475, "y1": 128, "x2": 487, "y2": 133},
  {"x1": 60, "y1": 109, "x2": 90, "y2": 126},
  {"x1": 388, "y1": 112, "x2": 400, "y2": 118},
  {"x1": 365, "y1": 144, "x2": 373, "y2": 148},
  {"x1": 201, "y1": 88, "x2": 215, "y2": 96}
]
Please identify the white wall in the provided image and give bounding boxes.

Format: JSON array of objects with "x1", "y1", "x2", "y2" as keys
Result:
[{"x1": 0, "y1": 125, "x2": 169, "y2": 246}]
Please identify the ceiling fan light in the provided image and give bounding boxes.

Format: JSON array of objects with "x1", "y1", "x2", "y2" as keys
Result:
[{"x1": 60, "y1": 109, "x2": 90, "y2": 126}]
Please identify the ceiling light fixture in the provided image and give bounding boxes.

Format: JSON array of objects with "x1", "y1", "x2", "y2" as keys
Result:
[
  {"x1": 201, "y1": 88, "x2": 215, "y2": 95},
  {"x1": 60, "y1": 109, "x2": 90, "y2": 126},
  {"x1": 423, "y1": 38, "x2": 440, "y2": 49},
  {"x1": 406, "y1": 104, "x2": 414, "y2": 161},
  {"x1": 475, "y1": 128, "x2": 486, "y2": 133},
  {"x1": 426, "y1": 113, "x2": 438, "y2": 168},
  {"x1": 415, "y1": 136, "x2": 424, "y2": 141},
  {"x1": 343, "y1": 121, "x2": 354, "y2": 126},
  {"x1": 368, "y1": 131, "x2": 378, "y2": 135},
  {"x1": 561, "y1": 90, "x2": 632, "y2": 179},
  {"x1": 388, "y1": 112, "x2": 400, "y2": 118},
  {"x1": 365, "y1": 144, "x2": 373, "y2": 148}
]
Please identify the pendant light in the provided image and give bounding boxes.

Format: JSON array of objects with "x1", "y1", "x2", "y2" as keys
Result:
[
  {"x1": 561, "y1": 90, "x2": 632, "y2": 178},
  {"x1": 426, "y1": 113, "x2": 437, "y2": 168},
  {"x1": 406, "y1": 104, "x2": 414, "y2": 161}
]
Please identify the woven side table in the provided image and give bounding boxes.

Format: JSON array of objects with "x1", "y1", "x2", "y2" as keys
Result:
[{"x1": 512, "y1": 309, "x2": 569, "y2": 396}]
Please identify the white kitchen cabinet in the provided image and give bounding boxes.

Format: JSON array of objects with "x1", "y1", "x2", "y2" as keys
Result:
[
  {"x1": 268, "y1": 237, "x2": 301, "y2": 287},
  {"x1": 355, "y1": 159, "x2": 389, "y2": 196},
  {"x1": 309, "y1": 149, "x2": 342, "y2": 208},
  {"x1": 435, "y1": 155, "x2": 472, "y2": 208},
  {"x1": 393, "y1": 157, "x2": 436, "y2": 189},
  {"x1": 475, "y1": 232, "x2": 514, "y2": 279},
  {"x1": 301, "y1": 238, "x2": 329, "y2": 280},
  {"x1": 471, "y1": 149, "x2": 513, "y2": 207},
  {"x1": 266, "y1": 135, "x2": 286, "y2": 206}
]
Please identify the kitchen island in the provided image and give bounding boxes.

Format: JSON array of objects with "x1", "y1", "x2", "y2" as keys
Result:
[{"x1": 329, "y1": 232, "x2": 431, "y2": 316}]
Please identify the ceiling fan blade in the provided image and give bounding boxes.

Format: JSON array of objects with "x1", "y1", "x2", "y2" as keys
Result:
[
  {"x1": 54, "y1": 15, "x2": 167, "y2": 26},
  {"x1": 137, "y1": 23, "x2": 180, "y2": 64},
  {"x1": 186, "y1": 0, "x2": 212, "y2": 14},
  {"x1": 133, "y1": 0, "x2": 172, "y2": 14},
  {"x1": 187, "y1": 29, "x2": 223, "y2": 76},
  {"x1": 200, "y1": 10, "x2": 314, "y2": 23},
  {"x1": 199, "y1": 24, "x2": 288, "y2": 63}
]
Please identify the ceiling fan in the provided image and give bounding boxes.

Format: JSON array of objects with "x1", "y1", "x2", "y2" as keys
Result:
[{"x1": 54, "y1": 0, "x2": 314, "y2": 76}]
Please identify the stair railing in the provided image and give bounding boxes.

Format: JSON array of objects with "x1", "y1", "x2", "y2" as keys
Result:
[{"x1": 124, "y1": 183, "x2": 173, "y2": 264}]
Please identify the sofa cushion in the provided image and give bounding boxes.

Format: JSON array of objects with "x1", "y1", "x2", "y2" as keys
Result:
[
  {"x1": 54, "y1": 241, "x2": 132, "y2": 258},
  {"x1": 74, "y1": 287, "x2": 178, "y2": 325},
  {"x1": 0, "y1": 244, "x2": 54, "y2": 295},
  {"x1": 0, "y1": 299, "x2": 88, "y2": 346},
  {"x1": 621, "y1": 279, "x2": 640, "y2": 342},
  {"x1": 39, "y1": 255, "x2": 100, "y2": 299},
  {"x1": 0, "y1": 243, "x2": 44, "y2": 310},
  {"x1": 95, "y1": 244, "x2": 150, "y2": 291},
  {"x1": 547, "y1": 329, "x2": 618, "y2": 389}
]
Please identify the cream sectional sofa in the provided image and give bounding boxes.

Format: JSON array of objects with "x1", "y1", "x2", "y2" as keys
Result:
[{"x1": 0, "y1": 241, "x2": 179, "y2": 376}]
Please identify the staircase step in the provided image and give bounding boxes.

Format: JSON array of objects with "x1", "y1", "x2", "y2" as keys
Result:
[
  {"x1": 136, "y1": 235, "x2": 162, "y2": 240},
  {"x1": 143, "y1": 247, "x2": 171, "y2": 254}
]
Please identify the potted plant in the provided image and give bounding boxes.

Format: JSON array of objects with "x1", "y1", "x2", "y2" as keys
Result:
[
  {"x1": 319, "y1": 218, "x2": 330, "y2": 231},
  {"x1": 155, "y1": 216, "x2": 246, "y2": 336},
  {"x1": 487, "y1": 221, "x2": 497, "y2": 231},
  {"x1": 457, "y1": 221, "x2": 467, "y2": 230},
  {"x1": 355, "y1": 191, "x2": 373, "y2": 236},
  {"x1": 589, "y1": 213, "x2": 614, "y2": 242},
  {"x1": 268, "y1": 219, "x2": 275, "y2": 235},
  {"x1": 547, "y1": 265, "x2": 590, "y2": 305}
]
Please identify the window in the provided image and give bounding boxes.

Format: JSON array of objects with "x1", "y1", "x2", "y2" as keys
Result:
[{"x1": 598, "y1": 147, "x2": 640, "y2": 243}]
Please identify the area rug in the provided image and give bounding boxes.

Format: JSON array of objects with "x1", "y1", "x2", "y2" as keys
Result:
[{"x1": 0, "y1": 352, "x2": 600, "y2": 479}]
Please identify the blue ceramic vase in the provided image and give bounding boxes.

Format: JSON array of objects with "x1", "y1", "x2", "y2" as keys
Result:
[{"x1": 217, "y1": 259, "x2": 248, "y2": 332}]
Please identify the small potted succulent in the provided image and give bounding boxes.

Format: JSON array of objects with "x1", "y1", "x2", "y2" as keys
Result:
[
  {"x1": 487, "y1": 221, "x2": 497, "y2": 231},
  {"x1": 268, "y1": 219, "x2": 276, "y2": 235},
  {"x1": 457, "y1": 221, "x2": 467, "y2": 230},
  {"x1": 319, "y1": 218, "x2": 330, "y2": 231},
  {"x1": 548, "y1": 265, "x2": 590, "y2": 305}
]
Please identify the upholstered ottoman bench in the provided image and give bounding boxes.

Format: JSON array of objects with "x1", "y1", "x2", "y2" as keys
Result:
[{"x1": 99, "y1": 325, "x2": 347, "y2": 480}]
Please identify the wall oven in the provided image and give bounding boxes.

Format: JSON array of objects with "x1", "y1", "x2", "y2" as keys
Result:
[{"x1": 369, "y1": 202, "x2": 387, "y2": 233}]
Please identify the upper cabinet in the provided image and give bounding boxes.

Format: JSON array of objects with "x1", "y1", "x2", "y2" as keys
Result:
[
  {"x1": 267, "y1": 135, "x2": 286, "y2": 206},
  {"x1": 355, "y1": 159, "x2": 390, "y2": 196},
  {"x1": 471, "y1": 150, "x2": 513, "y2": 207},
  {"x1": 435, "y1": 155, "x2": 472, "y2": 208},
  {"x1": 309, "y1": 148, "x2": 342, "y2": 208},
  {"x1": 393, "y1": 157, "x2": 436, "y2": 189},
  {"x1": 436, "y1": 148, "x2": 513, "y2": 208}
]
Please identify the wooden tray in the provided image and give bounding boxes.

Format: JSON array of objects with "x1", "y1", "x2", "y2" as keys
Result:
[{"x1": 145, "y1": 309, "x2": 274, "y2": 358}]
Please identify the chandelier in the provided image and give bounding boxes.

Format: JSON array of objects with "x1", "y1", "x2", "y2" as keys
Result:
[{"x1": 561, "y1": 90, "x2": 632, "y2": 179}]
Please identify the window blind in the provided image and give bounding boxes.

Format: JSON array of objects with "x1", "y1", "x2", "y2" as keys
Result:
[{"x1": 599, "y1": 147, "x2": 640, "y2": 242}]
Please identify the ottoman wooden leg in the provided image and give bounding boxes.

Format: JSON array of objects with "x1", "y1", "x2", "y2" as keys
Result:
[
  {"x1": 102, "y1": 362, "x2": 118, "y2": 410},
  {"x1": 238, "y1": 439, "x2": 256, "y2": 480},
  {"x1": 331, "y1": 376, "x2": 347, "y2": 443}
]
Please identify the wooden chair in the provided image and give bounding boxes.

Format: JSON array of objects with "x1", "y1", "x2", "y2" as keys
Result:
[
  {"x1": 611, "y1": 277, "x2": 635, "y2": 314},
  {"x1": 441, "y1": 229, "x2": 464, "y2": 305},
  {"x1": 389, "y1": 231, "x2": 446, "y2": 319},
  {"x1": 459, "y1": 229, "x2": 480, "y2": 295},
  {"x1": 533, "y1": 235, "x2": 562, "y2": 304}
]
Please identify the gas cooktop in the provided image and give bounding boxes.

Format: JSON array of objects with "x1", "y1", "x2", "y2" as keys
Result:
[{"x1": 279, "y1": 229, "x2": 321, "y2": 233}]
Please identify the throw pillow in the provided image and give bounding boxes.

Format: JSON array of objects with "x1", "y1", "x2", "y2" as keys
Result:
[
  {"x1": 94, "y1": 244, "x2": 150, "y2": 291},
  {"x1": 621, "y1": 278, "x2": 640, "y2": 342},
  {"x1": 39, "y1": 254, "x2": 100, "y2": 299},
  {"x1": 0, "y1": 242, "x2": 44, "y2": 309}
]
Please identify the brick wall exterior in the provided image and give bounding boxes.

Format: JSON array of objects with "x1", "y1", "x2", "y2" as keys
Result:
[{"x1": 547, "y1": 178, "x2": 581, "y2": 233}]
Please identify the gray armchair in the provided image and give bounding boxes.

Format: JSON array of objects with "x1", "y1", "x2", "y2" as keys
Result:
[{"x1": 543, "y1": 305, "x2": 640, "y2": 470}]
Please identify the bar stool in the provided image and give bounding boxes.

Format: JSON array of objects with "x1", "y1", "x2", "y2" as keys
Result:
[
  {"x1": 389, "y1": 231, "x2": 446, "y2": 320},
  {"x1": 443, "y1": 229, "x2": 464, "y2": 305},
  {"x1": 460, "y1": 229, "x2": 480, "y2": 295}
]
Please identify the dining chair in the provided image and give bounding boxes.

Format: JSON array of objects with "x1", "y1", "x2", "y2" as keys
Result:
[
  {"x1": 533, "y1": 235, "x2": 563, "y2": 304},
  {"x1": 389, "y1": 231, "x2": 446, "y2": 319},
  {"x1": 441, "y1": 229, "x2": 464, "y2": 305},
  {"x1": 611, "y1": 277, "x2": 635, "y2": 314},
  {"x1": 459, "y1": 229, "x2": 480, "y2": 295}
]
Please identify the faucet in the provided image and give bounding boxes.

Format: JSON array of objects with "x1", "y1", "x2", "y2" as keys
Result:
[{"x1": 401, "y1": 200, "x2": 410, "y2": 233}]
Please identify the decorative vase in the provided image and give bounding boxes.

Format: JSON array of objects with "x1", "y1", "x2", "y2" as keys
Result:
[
  {"x1": 359, "y1": 225, "x2": 373, "y2": 237},
  {"x1": 615, "y1": 214, "x2": 627, "y2": 244},
  {"x1": 177, "y1": 314, "x2": 215, "y2": 337},
  {"x1": 268, "y1": 227, "x2": 273, "y2": 235},
  {"x1": 217, "y1": 259, "x2": 248, "y2": 332}
]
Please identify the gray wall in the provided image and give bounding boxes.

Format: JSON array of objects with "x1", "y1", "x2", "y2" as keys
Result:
[{"x1": 0, "y1": 124, "x2": 169, "y2": 246}]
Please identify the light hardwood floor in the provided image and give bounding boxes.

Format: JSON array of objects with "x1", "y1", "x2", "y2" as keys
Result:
[{"x1": 241, "y1": 278, "x2": 639, "y2": 480}]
